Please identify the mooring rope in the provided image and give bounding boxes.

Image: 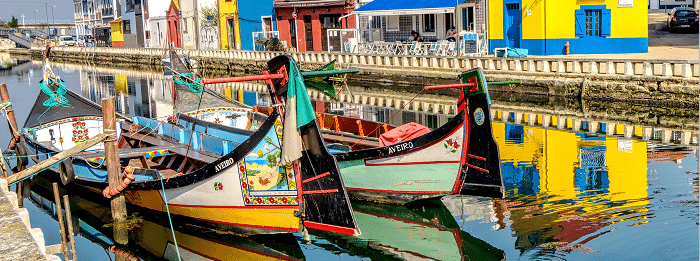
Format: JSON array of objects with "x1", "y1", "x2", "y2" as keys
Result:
[
  {"x1": 173, "y1": 72, "x2": 203, "y2": 94},
  {"x1": 36, "y1": 78, "x2": 72, "y2": 124},
  {"x1": 159, "y1": 173, "x2": 182, "y2": 261},
  {"x1": 491, "y1": 82, "x2": 523, "y2": 103},
  {"x1": 102, "y1": 166, "x2": 135, "y2": 198}
]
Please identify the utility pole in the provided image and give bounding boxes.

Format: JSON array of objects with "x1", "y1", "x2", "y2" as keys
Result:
[
  {"x1": 34, "y1": 10, "x2": 37, "y2": 36},
  {"x1": 194, "y1": 0, "x2": 200, "y2": 49}
]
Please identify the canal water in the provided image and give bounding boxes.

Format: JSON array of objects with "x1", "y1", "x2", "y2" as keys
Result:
[{"x1": 0, "y1": 57, "x2": 697, "y2": 261}]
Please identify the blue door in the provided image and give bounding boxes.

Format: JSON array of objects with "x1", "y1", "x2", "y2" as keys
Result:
[{"x1": 505, "y1": 3, "x2": 521, "y2": 48}]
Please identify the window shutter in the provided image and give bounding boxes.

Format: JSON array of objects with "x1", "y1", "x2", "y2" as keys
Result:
[
  {"x1": 575, "y1": 9, "x2": 585, "y2": 37},
  {"x1": 601, "y1": 9, "x2": 611, "y2": 37}
]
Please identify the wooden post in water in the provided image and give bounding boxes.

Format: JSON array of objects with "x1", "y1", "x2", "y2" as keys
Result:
[
  {"x1": 0, "y1": 83, "x2": 25, "y2": 206},
  {"x1": 62, "y1": 195, "x2": 78, "y2": 261},
  {"x1": 102, "y1": 97, "x2": 127, "y2": 245},
  {"x1": 52, "y1": 183, "x2": 70, "y2": 259}
]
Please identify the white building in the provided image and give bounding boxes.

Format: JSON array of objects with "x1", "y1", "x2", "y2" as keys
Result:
[
  {"x1": 180, "y1": 0, "x2": 217, "y2": 49},
  {"x1": 74, "y1": 0, "x2": 120, "y2": 46}
]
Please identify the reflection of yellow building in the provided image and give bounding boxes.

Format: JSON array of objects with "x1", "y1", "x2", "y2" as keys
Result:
[
  {"x1": 493, "y1": 122, "x2": 649, "y2": 223},
  {"x1": 218, "y1": 0, "x2": 241, "y2": 50},
  {"x1": 114, "y1": 75, "x2": 127, "y2": 93}
]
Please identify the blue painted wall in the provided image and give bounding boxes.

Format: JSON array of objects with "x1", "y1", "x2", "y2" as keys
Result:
[{"x1": 237, "y1": 2, "x2": 275, "y2": 50}]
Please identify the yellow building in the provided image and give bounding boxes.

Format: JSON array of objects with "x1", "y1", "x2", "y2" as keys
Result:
[
  {"x1": 487, "y1": 0, "x2": 648, "y2": 55},
  {"x1": 218, "y1": 0, "x2": 241, "y2": 50},
  {"x1": 109, "y1": 17, "x2": 124, "y2": 48}
]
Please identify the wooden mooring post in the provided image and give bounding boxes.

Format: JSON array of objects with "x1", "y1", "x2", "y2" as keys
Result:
[
  {"x1": 52, "y1": 183, "x2": 69, "y2": 259},
  {"x1": 102, "y1": 97, "x2": 128, "y2": 247},
  {"x1": 63, "y1": 194, "x2": 78, "y2": 261},
  {"x1": 0, "y1": 83, "x2": 25, "y2": 206}
]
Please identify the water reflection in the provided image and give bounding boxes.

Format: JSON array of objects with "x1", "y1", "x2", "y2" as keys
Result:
[
  {"x1": 310, "y1": 198, "x2": 506, "y2": 261},
  {"x1": 3, "y1": 59, "x2": 697, "y2": 260}
]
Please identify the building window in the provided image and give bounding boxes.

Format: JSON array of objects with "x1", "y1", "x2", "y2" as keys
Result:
[
  {"x1": 575, "y1": 5, "x2": 611, "y2": 37},
  {"x1": 422, "y1": 14, "x2": 435, "y2": 33},
  {"x1": 387, "y1": 15, "x2": 399, "y2": 31},
  {"x1": 370, "y1": 16, "x2": 381, "y2": 29},
  {"x1": 585, "y1": 10, "x2": 601, "y2": 36},
  {"x1": 123, "y1": 20, "x2": 131, "y2": 34},
  {"x1": 126, "y1": 0, "x2": 134, "y2": 12},
  {"x1": 183, "y1": 18, "x2": 188, "y2": 33}
]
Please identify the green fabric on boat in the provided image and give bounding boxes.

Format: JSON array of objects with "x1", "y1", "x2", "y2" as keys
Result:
[
  {"x1": 303, "y1": 80, "x2": 336, "y2": 99},
  {"x1": 288, "y1": 60, "x2": 316, "y2": 129}
]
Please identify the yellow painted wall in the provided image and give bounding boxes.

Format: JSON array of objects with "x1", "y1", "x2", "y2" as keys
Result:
[
  {"x1": 218, "y1": 0, "x2": 241, "y2": 50},
  {"x1": 541, "y1": 130, "x2": 579, "y2": 200},
  {"x1": 115, "y1": 75, "x2": 127, "y2": 93},
  {"x1": 110, "y1": 22, "x2": 123, "y2": 42},
  {"x1": 605, "y1": 138, "x2": 648, "y2": 203},
  {"x1": 489, "y1": 0, "x2": 647, "y2": 40}
]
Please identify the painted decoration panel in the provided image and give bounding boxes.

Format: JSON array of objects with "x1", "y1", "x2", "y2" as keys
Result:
[
  {"x1": 238, "y1": 118, "x2": 299, "y2": 206},
  {"x1": 31, "y1": 117, "x2": 122, "y2": 152},
  {"x1": 186, "y1": 107, "x2": 252, "y2": 130}
]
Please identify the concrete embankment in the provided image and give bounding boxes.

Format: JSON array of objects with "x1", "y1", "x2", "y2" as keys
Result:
[
  {"x1": 5, "y1": 47, "x2": 699, "y2": 108},
  {"x1": 0, "y1": 179, "x2": 59, "y2": 260}
]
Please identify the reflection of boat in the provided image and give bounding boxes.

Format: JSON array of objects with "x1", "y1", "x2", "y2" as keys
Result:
[
  {"x1": 310, "y1": 198, "x2": 506, "y2": 260},
  {"x1": 176, "y1": 62, "x2": 504, "y2": 204},
  {"x1": 27, "y1": 175, "x2": 306, "y2": 261},
  {"x1": 19, "y1": 55, "x2": 360, "y2": 236}
]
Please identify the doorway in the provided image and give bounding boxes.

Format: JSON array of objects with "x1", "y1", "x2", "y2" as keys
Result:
[
  {"x1": 320, "y1": 14, "x2": 340, "y2": 51},
  {"x1": 227, "y1": 18, "x2": 236, "y2": 50},
  {"x1": 304, "y1": 15, "x2": 313, "y2": 51},
  {"x1": 504, "y1": 2, "x2": 521, "y2": 48}
]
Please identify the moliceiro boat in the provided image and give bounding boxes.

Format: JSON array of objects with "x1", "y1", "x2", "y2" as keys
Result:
[
  {"x1": 19, "y1": 56, "x2": 360, "y2": 236},
  {"x1": 328, "y1": 68, "x2": 504, "y2": 204},
  {"x1": 179, "y1": 60, "x2": 504, "y2": 204}
]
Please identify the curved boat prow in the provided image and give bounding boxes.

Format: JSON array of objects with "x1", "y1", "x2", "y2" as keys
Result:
[
  {"x1": 455, "y1": 68, "x2": 504, "y2": 198},
  {"x1": 267, "y1": 55, "x2": 360, "y2": 236}
]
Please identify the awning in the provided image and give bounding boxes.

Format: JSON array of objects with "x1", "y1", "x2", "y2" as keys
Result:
[
  {"x1": 109, "y1": 17, "x2": 122, "y2": 24},
  {"x1": 354, "y1": 0, "x2": 455, "y2": 16},
  {"x1": 274, "y1": 0, "x2": 347, "y2": 8}
]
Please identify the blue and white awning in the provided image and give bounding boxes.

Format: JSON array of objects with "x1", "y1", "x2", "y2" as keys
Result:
[{"x1": 353, "y1": 0, "x2": 455, "y2": 16}]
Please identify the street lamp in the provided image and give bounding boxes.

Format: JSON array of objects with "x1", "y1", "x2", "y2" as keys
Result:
[
  {"x1": 34, "y1": 10, "x2": 37, "y2": 36},
  {"x1": 44, "y1": 2, "x2": 48, "y2": 37},
  {"x1": 52, "y1": 6, "x2": 55, "y2": 37}
]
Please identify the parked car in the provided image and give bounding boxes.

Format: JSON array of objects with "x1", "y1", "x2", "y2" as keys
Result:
[
  {"x1": 667, "y1": 7, "x2": 698, "y2": 32},
  {"x1": 58, "y1": 36, "x2": 76, "y2": 46}
]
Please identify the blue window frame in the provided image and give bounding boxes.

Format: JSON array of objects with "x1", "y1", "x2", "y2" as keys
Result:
[{"x1": 575, "y1": 5, "x2": 611, "y2": 37}]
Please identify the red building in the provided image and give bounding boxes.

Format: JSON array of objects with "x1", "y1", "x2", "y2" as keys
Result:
[
  {"x1": 274, "y1": 0, "x2": 357, "y2": 52},
  {"x1": 166, "y1": 0, "x2": 182, "y2": 48}
]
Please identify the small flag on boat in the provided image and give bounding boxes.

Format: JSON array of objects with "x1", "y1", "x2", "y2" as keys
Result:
[{"x1": 280, "y1": 60, "x2": 316, "y2": 165}]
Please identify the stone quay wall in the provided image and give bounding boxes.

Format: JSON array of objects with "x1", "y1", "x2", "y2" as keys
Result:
[{"x1": 6, "y1": 46, "x2": 699, "y2": 107}]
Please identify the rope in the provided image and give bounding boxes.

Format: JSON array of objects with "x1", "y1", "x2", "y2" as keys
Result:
[
  {"x1": 102, "y1": 166, "x2": 136, "y2": 198},
  {"x1": 174, "y1": 72, "x2": 203, "y2": 94},
  {"x1": 37, "y1": 78, "x2": 71, "y2": 124},
  {"x1": 492, "y1": 83, "x2": 523, "y2": 103},
  {"x1": 349, "y1": 87, "x2": 428, "y2": 149},
  {"x1": 159, "y1": 173, "x2": 182, "y2": 261}
]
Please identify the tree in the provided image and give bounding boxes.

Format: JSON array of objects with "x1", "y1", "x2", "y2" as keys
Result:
[{"x1": 7, "y1": 16, "x2": 18, "y2": 28}]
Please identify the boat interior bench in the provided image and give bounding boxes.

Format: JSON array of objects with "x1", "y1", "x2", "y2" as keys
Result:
[{"x1": 132, "y1": 116, "x2": 246, "y2": 157}]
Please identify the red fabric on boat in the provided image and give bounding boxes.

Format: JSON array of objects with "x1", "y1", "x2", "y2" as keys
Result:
[{"x1": 379, "y1": 122, "x2": 431, "y2": 146}]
